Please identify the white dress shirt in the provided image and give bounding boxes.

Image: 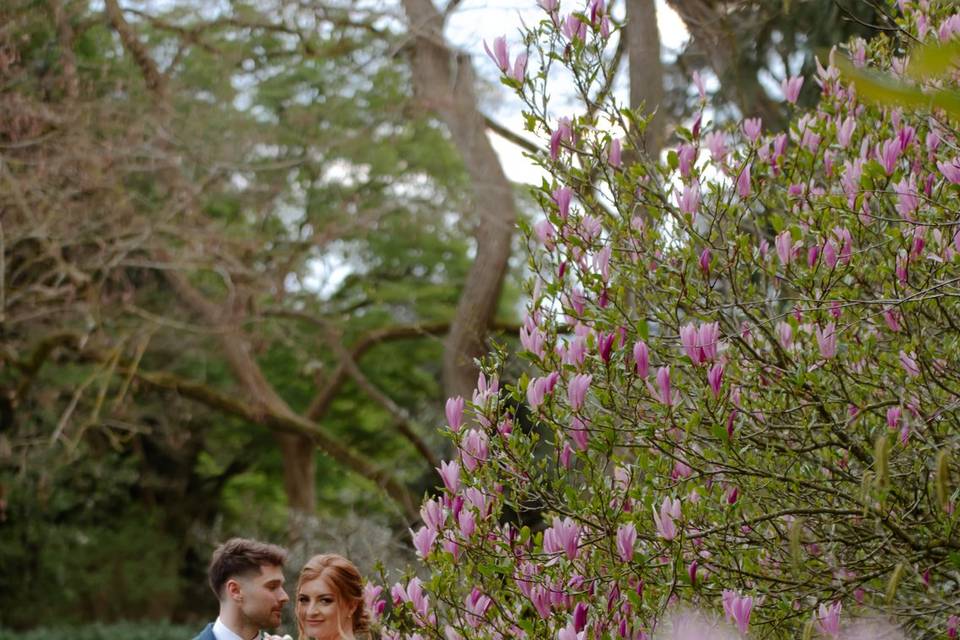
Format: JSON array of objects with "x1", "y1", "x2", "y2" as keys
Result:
[{"x1": 213, "y1": 617, "x2": 261, "y2": 640}]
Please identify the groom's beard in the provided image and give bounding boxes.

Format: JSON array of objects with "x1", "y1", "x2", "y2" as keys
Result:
[{"x1": 243, "y1": 605, "x2": 284, "y2": 631}]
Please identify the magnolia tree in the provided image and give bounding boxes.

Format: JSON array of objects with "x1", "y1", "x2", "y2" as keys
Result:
[{"x1": 370, "y1": 1, "x2": 960, "y2": 638}]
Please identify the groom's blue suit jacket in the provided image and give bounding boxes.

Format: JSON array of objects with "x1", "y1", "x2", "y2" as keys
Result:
[{"x1": 192, "y1": 622, "x2": 216, "y2": 640}]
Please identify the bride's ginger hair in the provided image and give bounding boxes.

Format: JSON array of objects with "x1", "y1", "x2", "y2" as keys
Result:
[{"x1": 296, "y1": 554, "x2": 369, "y2": 640}]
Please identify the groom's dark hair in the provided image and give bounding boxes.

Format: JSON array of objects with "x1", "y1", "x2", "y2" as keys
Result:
[{"x1": 208, "y1": 537, "x2": 288, "y2": 598}]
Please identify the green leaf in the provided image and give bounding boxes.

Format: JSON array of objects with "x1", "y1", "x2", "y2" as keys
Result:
[
  {"x1": 637, "y1": 318, "x2": 649, "y2": 341},
  {"x1": 667, "y1": 150, "x2": 679, "y2": 170},
  {"x1": 905, "y1": 40, "x2": 960, "y2": 80}
]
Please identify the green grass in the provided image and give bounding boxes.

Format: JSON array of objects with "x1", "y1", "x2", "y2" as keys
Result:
[{"x1": 0, "y1": 621, "x2": 196, "y2": 640}]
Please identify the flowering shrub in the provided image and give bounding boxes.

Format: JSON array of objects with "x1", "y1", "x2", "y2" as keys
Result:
[{"x1": 375, "y1": 1, "x2": 960, "y2": 637}]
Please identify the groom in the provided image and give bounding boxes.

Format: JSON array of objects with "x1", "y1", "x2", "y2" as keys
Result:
[{"x1": 193, "y1": 538, "x2": 290, "y2": 640}]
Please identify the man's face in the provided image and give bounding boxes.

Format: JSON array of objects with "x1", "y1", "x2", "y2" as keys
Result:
[{"x1": 234, "y1": 564, "x2": 289, "y2": 630}]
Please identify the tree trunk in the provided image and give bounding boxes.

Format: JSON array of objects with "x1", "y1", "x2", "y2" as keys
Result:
[
  {"x1": 627, "y1": 0, "x2": 665, "y2": 157},
  {"x1": 163, "y1": 273, "x2": 318, "y2": 526},
  {"x1": 666, "y1": 0, "x2": 783, "y2": 127},
  {"x1": 401, "y1": 0, "x2": 519, "y2": 403}
]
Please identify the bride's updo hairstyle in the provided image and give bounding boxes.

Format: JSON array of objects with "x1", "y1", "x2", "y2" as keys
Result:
[{"x1": 296, "y1": 553, "x2": 369, "y2": 639}]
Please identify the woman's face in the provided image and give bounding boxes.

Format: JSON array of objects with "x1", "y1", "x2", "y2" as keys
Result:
[{"x1": 297, "y1": 575, "x2": 354, "y2": 640}]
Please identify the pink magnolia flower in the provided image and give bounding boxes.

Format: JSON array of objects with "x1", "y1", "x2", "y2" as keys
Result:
[
  {"x1": 599, "y1": 15, "x2": 611, "y2": 38},
  {"x1": 880, "y1": 138, "x2": 901, "y2": 175},
  {"x1": 680, "y1": 322, "x2": 720, "y2": 364},
  {"x1": 437, "y1": 460, "x2": 461, "y2": 493},
  {"x1": 939, "y1": 159, "x2": 960, "y2": 184},
  {"x1": 616, "y1": 523, "x2": 637, "y2": 562},
  {"x1": 633, "y1": 340, "x2": 650, "y2": 377},
  {"x1": 833, "y1": 226, "x2": 853, "y2": 265},
  {"x1": 726, "y1": 485, "x2": 739, "y2": 505},
  {"x1": 411, "y1": 525, "x2": 438, "y2": 558},
  {"x1": 364, "y1": 584, "x2": 385, "y2": 619},
  {"x1": 559, "y1": 441, "x2": 573, "y2": 468},
  {"x1": 680, "y1": 323, "x2": 701, "y2": 364},
  {"x1": 777, "y1": 321, "x2": 793, "y2": 349},
  {"x1": 742, "y1": 117, "x2": 762, "y2": 143},
  {"x1": 678, "y1": 143, "x2": 698, "y2": 178},
  {"x1": 817, "y1": 601, "x2": 842, "y2": 637},
  {"x1": 676, "y1": 182, "x2": 701, "y2": 216},
  {"x1": 533, "y1": 219, "x2": 555, "y2": 246},
  {"x1": 608, "y1": 138, "x2": 622, "y2": 168},
  {"x1": 837, "y1": 116, "x2": 856, "y2": 147},
  {"x1": 887, "y1": 406, "x2": 901, "y2": 430},
  {"x1": 568, "y1": 416, "x2": 590, "y2": 451},
  {"x1": 464, "y1": 487, "x2": 487, "y2": 513},
  {"x1": 563, "y1": 335, "x2": 588, "y2": 367},
  {"x1": 457, "y1": 509, "x2": 476, "y2": 538},
  {"x1": 653, "y1": 366, "x2": 673, "y2": 406},
  {"x1": 893, "y1": 176, "x2": 919, "y2": 219},
  {"x1": 897, "y1": 254, "x2": 908, "y2": 284},
  {"x1": 483, "y1": 36, "x2": 510, "y2": 72},
  {"x1": 558, "y1": 621, "x2": 584, "y2": 640},
  {"x1": 509, "y1": 52, "x2": 527, "y2": 83},
  {"x1": 692, "y1": 70, "x2": 706, "y2": 100},
  {"x1": 405, "y1": 578, "x2": 430, "y2": 617},
  {"x1": 520, "y1": 323, "x2": 546, "y2": 359},
  {"x1": 842, "y1": 158, "x2": 863, "y2": 206},
  {"x1": 527, "y1": 375, "x2": 554, "y2": 409},
  {"x1": 420, "y1": 498, "x2": 445, "y2": 532},
  {"x1": 737, "y1": 163, "x2": 752, "y2": 197},
  {"x1": 899, "y1": 350, "x2": 921, "y2": 377},
  {"x1": 658, "y1": 608, "x2": 741, "y2": 640},
  {"x1": 596, "y1": 330, "x2": 616, "y2": 362},
  {"x1": 775, "y1": 230, "x2": 794, "y2": 265},
  {"x1": 948, "y1": 614, "x2": 959, "y2": 639},
  {"x1": 883, "y1": 308, "x2": 901, "y2": 332},
  {"x1": 772, "y1": 132, "x2": 789, "y2": 167},
  {"x1": 699, "y1": 248, "x2": 711, "y2": 273},
  {"x1": 567, "y1": 373, "x2": 592, "y2": 411},
  {"x1": 550, "y1": 117, "x2": 573, "y2": 160},
  {"x1": 543, "y1": 516, "x2": 581, "y2": 560},
  {"x1": 561, "y1": 13, "x2": 587, "y2": 41},
  {"x1": 473, "y1": 371, "x2": 498, "y2": 405},
  {"x1": 721, "y1": 590, "x2": 754, "y2": 635},
  {"x1": 782, "y1": 75, "x2": 804, "y2": 104},
  {"x1": 824, "y1": 239, "x2": 838, "y2": 268},
  {"x1": 816, "y1": 322, "x2": 837, "y2": 359},
  {"x1": 461, "y1": 429, "x2": 488, "y2": 471},
  {"x1": 553, "y1": 186, "x2": 573, "y2": 219},
  {"x1": 941, "y1": 14, "x2": 960, "y2": 42},
  {"x1": 851, "y1": 37, "x2": 867, "y2": 66},
  {"x1": 704, "y1": 131, "x2": 728, "y2": 162},
  {"x1": 653, "y1": 497, "x2": 680, "y2": 540},
  {"x1": 446, "y1": 396, "x2": 465, "y2": 432},
  {"x1": 801, "y1": 124, "x2": 819, "y2": 153},
  {"x1": 707, "y1": 363, "x2": 724, "y2": 398},
  {"x1": 573, "y1": 602, "x2": 588, "y2": 631},
  {"x1": 699, "y1": 322, "x2": 720, "y2": 361}
]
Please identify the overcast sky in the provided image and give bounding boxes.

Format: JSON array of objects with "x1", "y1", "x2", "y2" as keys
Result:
[{"x1": 445, "y1": 0, "x2": 690, "y2": 184}]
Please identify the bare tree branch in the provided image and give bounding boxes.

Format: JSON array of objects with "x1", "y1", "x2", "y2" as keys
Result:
[
  {"x1": 104, "y1": 0, "x2": 167, "y2": 97},
  {"x1": 484, "y1": 114, "x2": 541, "y2": 156}
]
